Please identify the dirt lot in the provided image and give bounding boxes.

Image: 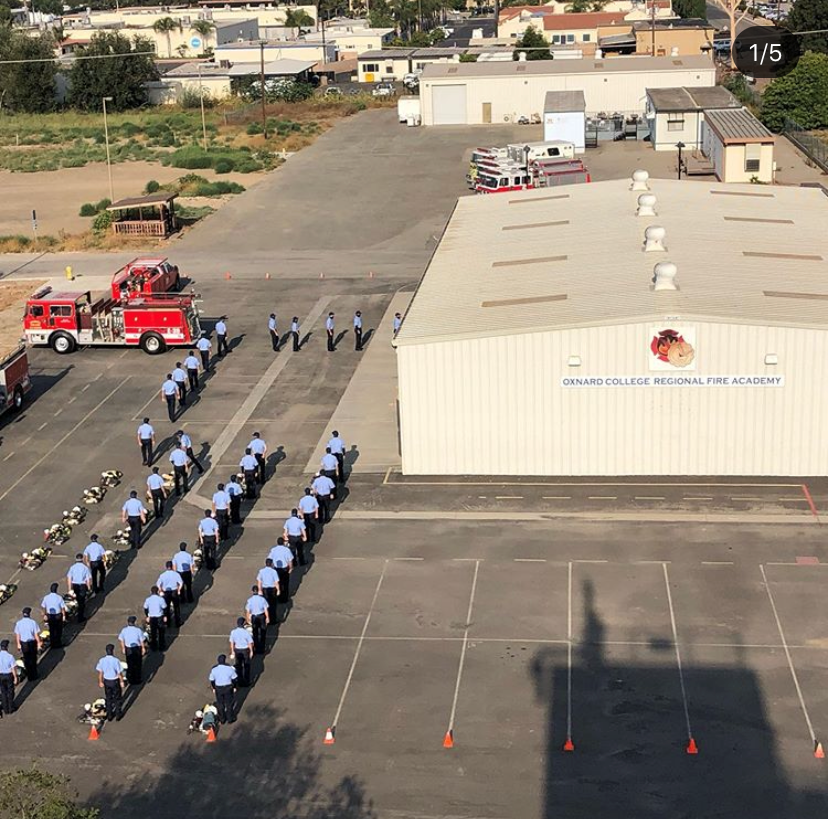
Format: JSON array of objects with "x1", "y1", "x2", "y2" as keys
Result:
[
  {"x1": 0, "y1": 162, "x2": 266, "y2": 237},
  {"x1": 0, "y1": 280, "x2": 45, "y2": 358}
]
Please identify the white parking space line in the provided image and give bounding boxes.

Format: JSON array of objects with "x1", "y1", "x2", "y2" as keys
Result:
[
  {"x1": 37, "y1": 422, "x2": 47, "y2": 431},
  {"x1": 566, "y1": 560, "x2": 573, "y2": 750},
  {"x1": 588, "y1": 496, "x2": 617, "y2": 500},
  {"x1": 131, "y1": 389, "x2": 161, "y2": 422},
  {"x1": 684, "y1": 497, "x2": 713, "y2": 501},
  {"x1": 3, "y1": 452, "x2": 14, "y2": 461},
  {"x1": 332, "y1": 557, "x2": 366, "y2": 561},
  {"x1": 326, "y1": 560, "x2": 388, "y2": 741},
  {"x1": 542, "y1": 496, "x2": 571, "y2": 500},
  {"x1": 81, "y1": 384, "x2": 89, "y2": 392},
  {"x1": 515, "y1": 558, "x2": 546, "y2": 562},
  {"x1": 394, "y1": 557, "x2": 424, "y2": 561},
  {"x1": 53, "y1": 408, "x2": 62, "y2": 417},
  {"x1": 663, "y1": 563, "x2": 696, "y2": 751},
  {"x1": 0, "y1": 378, "x2": 130, "y2": 504},
  {"x1": 701, "y1": 561, "x2": 735, "y2": 565},
  {"x1": 760, "y1": 564, "x2": 819, "y2": 749},
  {"x1": 635, "y1": 496, "x2": 666, "y2": 501},
  {"x1": 495, "y1": 495, "x2": 523, "y2": 499},
  {"x1": 444, "y1": 559, "x2": 480, "y2": 746},
  {"x1": 67, "y1": 396, "x2": 77, "y2": 404}
]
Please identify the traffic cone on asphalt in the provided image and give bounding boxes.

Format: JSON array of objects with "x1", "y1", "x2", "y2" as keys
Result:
[
  {"x1": 88, "y1": 723, "x2": 100, "y2": 741},
  {"x1": 224, "y1": 272, "x2": 232, "y2": 280},
  {"x1": 443, "y1": 731, "x2": 454, "y2": 749},
  {"x1": 206, "y1": 726, "x2": 217, "y2": 743},
  {"x1": 686, "y1": 737, "x2": 699, "y2": 755},
  {"x1": 815, "y1": 741, "x2": 825, "y2": 759},
  {"x1": 323, "y1": 727, "x2": 335, "y2": 745},
  {"x1": 563, "y1": 737, "x2": 575, "y2": 752}
]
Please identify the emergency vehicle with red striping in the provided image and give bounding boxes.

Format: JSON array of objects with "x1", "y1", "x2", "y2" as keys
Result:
[{"x1": 0, "y1": 345, "x2": 31, "y2": 415}]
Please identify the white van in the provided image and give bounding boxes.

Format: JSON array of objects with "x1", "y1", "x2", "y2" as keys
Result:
[{"x1": 506, "y1": 141, "x2": 575, "y2": 164}]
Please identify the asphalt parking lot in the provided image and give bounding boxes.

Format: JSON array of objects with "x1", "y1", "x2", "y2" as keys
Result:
[{"x1": 1, "y1": 110, "x2": 828, "y2": 818}]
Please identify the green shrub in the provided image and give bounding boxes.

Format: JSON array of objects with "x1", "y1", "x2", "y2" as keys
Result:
[
  {"x1": 0, "y1": 234, "x2": 31, "y2": 246},
  {"x1": 94, "y1": 132, "x2": 106, "y2": 144},
  {"x1": 234, "y1": 159, "x2": 261, "y2": 173},
  {"x1": 79, "y1": 203, "x2": 97, "y2": 217},
  {"x1": 92, "y1": 210, "x2": 113, "y2": 235},
  {"x1": 145, "y1": 179, "x2": 160, "y2": 193},
  {"x1": 119, "y1": 122, "x2": 141, "y2": 137},
  {"x1": 95, "y1": 198, "x2": 111, "y2": 212},
  {"x1": 246, "y1": 122, "x2": 263, "y2": 135},
  {"x1": 213, "y1": 158, "x2": 234, "y2": 174}
]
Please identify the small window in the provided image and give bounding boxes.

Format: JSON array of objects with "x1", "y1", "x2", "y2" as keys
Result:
[
  {"x1": 500, "y1": 177, "x2": 508, "y2": 186},
  {"x1": 29, "y1": 304, "x2": 44, "y2": 318},
  {"x1": 582, "y1": 33, "x2": 591, "y2": 42},
  {"x1": 745, "y1": 143, "x2": 761, "y2": 173},
  {"x1": 552, "y1": 34, "x2": 562, "y2": 44},
  {"x1": 49, "y1": 305, "x2": 72, "y2": 317},
  {"x1": 566, "y1": 33, "x2": 575, "y2": 43},
  {"x1": 363, "y1": 62, "x2": 379, "y2": 72},
  {"x1": 667, "y1": 114, "x2": 685, "y2": 131}
]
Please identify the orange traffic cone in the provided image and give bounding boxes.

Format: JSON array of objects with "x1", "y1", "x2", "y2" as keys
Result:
[
  {"x1": 815, "y1": 741, "x2": 825, "y2": 759},
  {"x1": 563, "y1": 737, "x2": 575, "y2": 752},
  {"x1": 206, "y1": 726, "x2": 217, "y2": 743},
  {"x1": 443, "y1": 730, "x2": 454, "y2": 749},
  {"x1": 686, "y1": 737, "x2": 699, "y2": 755},
  {"x1": 88, "y1": 723, "x2": 100, "y2": 741},
  {"x1": 224, "y1": 272, "x2": 232, "y2": 280},
  {"x1": 323, "y1": 727, "x2": 335, "y2": 745}
]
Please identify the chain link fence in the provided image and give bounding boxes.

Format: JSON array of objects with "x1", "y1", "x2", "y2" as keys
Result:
[{"x1": 783, "y1": 118, "x2": 828, "y2": 173}]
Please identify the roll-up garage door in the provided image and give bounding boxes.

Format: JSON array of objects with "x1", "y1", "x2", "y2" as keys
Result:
[{"x1": 431, "y1": 84, "x2": 467, "y2": 125}]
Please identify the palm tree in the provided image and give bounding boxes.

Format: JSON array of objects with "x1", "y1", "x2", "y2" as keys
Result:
[
  {"x1": 284, "y1": 8, "x2": 315, "y2": 27},
  {"x1": 152, "y1": 16, "x2": 180, "y2": 58},
  {"x1": 190, "y1": 19, "x2": 215, "y2": 38}
]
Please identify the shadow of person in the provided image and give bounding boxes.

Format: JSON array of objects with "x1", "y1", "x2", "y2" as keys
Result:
[
  {"x1": 334, "y1": 330, "x2": 348, "y2": 349},
  {"x1": 343, "y1": 445, "x2": 359, "y2": 481},
  {"x1": 299, "y1": 332, "x2": 312, "y2": 350},
  {"x1": 228, "y1": 333, "x2": 245, "y2": 352},
  {"x1": 361, "y1": 329, "x2": 374, "y2": 348},
  {"x1": 265, "y1": 446, "x2": 286, "y2": 481}
]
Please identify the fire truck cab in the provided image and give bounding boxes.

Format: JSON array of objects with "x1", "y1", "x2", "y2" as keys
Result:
[
  {"x1": 111, "y1": 257, "x2": 181, "y2": 301},
  {"x1": 24, "y1": 287, "x2": 201, "y2": 355}
]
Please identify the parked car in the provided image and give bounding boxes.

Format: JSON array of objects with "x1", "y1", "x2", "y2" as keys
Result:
[
  {"x1": 324, "y1": 86, "x2": 343, "y2": 97},
  {"x1": 372, "y1": 83, "x2": 397, "y2": 97}
]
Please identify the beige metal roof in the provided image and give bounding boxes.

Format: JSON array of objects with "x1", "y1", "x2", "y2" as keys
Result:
[
  {"x1": 395, "y1": 179, "x2": 828, "y2": 346},
  {"x1": 544, "y1": 89, "x2": 586, "y2": 113},
  {"x1": 703, "y1": 107, "x2": 774, "y2": 144},
  {"x1": 421, "y1": 54, "x2": 714, "y2": 80},
  {"x1": 646, "y1": 85, "x2": 740, "y2": 112}
]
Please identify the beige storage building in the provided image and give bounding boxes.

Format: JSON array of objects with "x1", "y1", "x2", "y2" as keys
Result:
[
  {"x1": 702, "y1": 108, "x2": 776, "y2": 183},
  {"x1": 394, "y1": 177, "x2": 828, "y2": 476}
]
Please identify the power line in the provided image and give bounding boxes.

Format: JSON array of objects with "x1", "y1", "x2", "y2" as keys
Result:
[{"x1": 0, "y1": 49, "x2": 156, "y2": 66}]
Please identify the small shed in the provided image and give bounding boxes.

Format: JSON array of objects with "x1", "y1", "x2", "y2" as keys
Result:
[
  {"x1": 107, "y1": 193, "x2": 178, "y2": 238},
  {"x1": 543, "y1": 90, "x2": 586, "y2": 153},
  {"x1": 702, "y1": 108, "x2": 775, "y2": 183},
  {"x1": 646, "y1": 86, "x2": 741, "y2": 151}
]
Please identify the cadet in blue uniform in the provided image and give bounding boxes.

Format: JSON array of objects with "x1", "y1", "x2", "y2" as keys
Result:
[
  {"x1": 169, "y1": 445, "x2": 190, "y2": 496},
  {"x1": 229, "y1": 617, "x2": 254, "y2": 687},
  {"x1": 256, "y1": 558, "x2": 280, "y2": 621},
  {"x1": 321, "y1": 448, "x2": 339, "y2": 495},
  {"x1": 283, "y1": 509, "x2": 308, "y2": 567},
  {"x1": 83, "y1": 533, "x2": 107, "y2": 593},
  {"x1": 172, "y1": 542, "x2": 195, "y2": 603},
  {"x1": 66, "y1": 554, "x2": 92, "y2": 622},
  {"x1": 328, "y1": 431, "x2": 346, "y2": 482},
  {"x1": 227, "y1": 475, "x2": 243, "y2": 524},
  {"x1": 245, "y1": 586, "x2": 269, "y2": 655},
  {"x1": 298, "y1": 487, "x2": 319, "y2": 543},
  {"x1": 121, "y1": 490, "x2": 148, "y2": 549},
  {"x1": 215, "y1": 316, "x2": 229, "y2": 357},
  {"x1": 312, "y1": 471, "x2": 335, "y2": 524},
  {"x1": 268, "y1": 313, "x2": 279, "y2": 352},
  {"x1": 209, "y1": 655, "x2": 237, "y2": 724},
  {"x1": 291, "y1": 317, "x2": 300, "y2": 351},
  {"x1": 146, "y1": 467, "x2": 167, "y2": 518},
  {"x1": 172, "y1": 362, "x2": 188, "y2": 408},
  {"x1": 326, "y1": 311, "x2": 335, "y2": 351},
  {"x1": 157, "y1": 561, "x2": 183, "y2": 627},
  {"x1": 268, "y1": 538, "x2": 294, "y2": 613},
  {"x1": 393, "y1": 312, "x2": 402, "y2": 336},
  {"x1": 41, "y1": 583, "x2": 66, "y2": 649},
  {"x1": 196, "y1": 333, "x2": 212, "y2": 371},
  {"x1": 184, "y1": 351, "x2": 200, "y2": 392},
  {"x1": 353, "y1": 310, "x2": 363, "y2": 351},
  {"x1": 177, "y1": 430, "x2": 204, "y2": 475},
  {"x1": 0, "y1": 640, "x2": 17, "y2": 716},
  {"x1": 143, "y1": 586, "x2": 167, "y2": 651},
  {"x1": 95, "y1": 644, "x2": 124, "y2": 721},
  {"x1": 118, "y1": 616, "x2": 146, "y2": 685},
  {"x1": 14, "y1": 608, "x2": 40, "y2": 681},
  {"x1": 212, "y1": 483, "x2": 230, "y2": 541},
  {"x1": 137, "y1": 418, "x2": 155, "y2": 466},
  {"x1": 248, "y1": 432, "x2": 267, "y2": 484},
  {"x1": 198, "y1": 511, "x2": 219, "y2": 570},
  {"x1": 240, "y1": 448, "x2": 258, "y2": 499},
  {"x1": 160, "y1": 374, "x2": 180, "y2": 422}
]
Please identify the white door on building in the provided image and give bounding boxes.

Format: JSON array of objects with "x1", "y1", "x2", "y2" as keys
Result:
[{"x1": 432, "y1": 84, "x2": 467, "y2": 125}]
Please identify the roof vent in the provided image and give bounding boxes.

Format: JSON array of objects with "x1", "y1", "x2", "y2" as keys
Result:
[
  {"x1": 636, "y1": 192, "x2": 657, "y2": 217},
  {"x1": 630, "y1": 169, "x2": 649, "y2": 191},
  {"x1": 518, "y1": 50, "x2": 527, "y2": 61},
  {"x1": 653, "y1": 261, "x2": 678, "y2": 291},
  {"x1": 643, "y1": 225, "x2": 666, "y2": 252}
]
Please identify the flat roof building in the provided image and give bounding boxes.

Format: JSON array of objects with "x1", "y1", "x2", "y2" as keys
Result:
[
  {"x1": 645, "y1": 85, "x2": 741, "y2": 150},
  {"x1": 394, "y1": 176, "x2": 828, "y2": 476}
]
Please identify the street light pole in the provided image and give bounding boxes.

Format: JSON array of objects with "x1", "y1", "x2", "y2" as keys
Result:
[
  {"x1": 676, "y1": 141, "x2": 685, "y2": 180},
  {"x1": 259, "y1": 40, "x2": 268, "y2": 139},
  {"x1": 102, "y1": 96, "x2": 114, "y2": 202},
  {"x1": 197, "y1": 63, "x2": 208, "y2": 150}
]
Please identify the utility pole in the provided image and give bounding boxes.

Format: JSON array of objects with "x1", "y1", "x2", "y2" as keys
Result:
[
  {"x1": 259, "y1": 40, "x2": 268, "y2": 139},
  {"x1": 650, "y1": 0, "x2": 655, "y2": 56}
]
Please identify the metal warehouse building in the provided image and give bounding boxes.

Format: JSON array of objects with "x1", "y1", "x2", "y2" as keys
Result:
[
  {"x1": 419, "y1": 55, "x2": 715, "y2": 126},
  {"x1": 393, "y1": 177, "x2": 828, "y2": 476}
]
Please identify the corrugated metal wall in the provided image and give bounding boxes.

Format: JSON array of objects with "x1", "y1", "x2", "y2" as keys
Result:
[{"x1": 397, "y1": 321, "x2": 828, "y2": 475}]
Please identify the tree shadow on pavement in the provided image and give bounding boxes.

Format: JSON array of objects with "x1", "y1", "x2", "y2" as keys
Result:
[{"x1": 86, "y1": 704, "x2": 378, "y2": 819}]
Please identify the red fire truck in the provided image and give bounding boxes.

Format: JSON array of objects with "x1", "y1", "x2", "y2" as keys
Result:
[
  {"x1": 0, "y1": 345, "x2": 31, "y2": 415},
  {"x1": 23, "y1": 286, "x2": 202, "y2": 355},
  {"x1": 475, "y1": 158, "x2": 591, "y2": 194},
  {"x1": 110, "y1": 257, "x2": 181, "y2": 301}
]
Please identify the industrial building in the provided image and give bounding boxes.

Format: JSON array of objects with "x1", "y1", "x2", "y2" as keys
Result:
[
  {"x1": 419, "y1": 55, "x2": 715, "y2": 125},
  {"x1": 394, "y1": 176, "x2": 828, "y2": 476},
  {"x1": 645, "y1": 85, "x2": 741, "y2": 150}
]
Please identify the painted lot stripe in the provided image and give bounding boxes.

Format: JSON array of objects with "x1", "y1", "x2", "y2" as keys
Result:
[
  {"x1": 701, "y1": 561, "x2": 734, "y2": 565},
  {"x1": 663, "y1": 563, "x2": 696, "y2": 749},
  {"x1": 635, "y1": 496, "x2": 665, "y2": 501},
  {"x1": 3, "y1": 452, "x2": 14, "y2": 461},
  {"x1": 515, "y1": 558, "x2": 546, "y2": 562},
  {"x1": 37, "y1": 422, "x2": 47, "y2": 431},
  {"x1": 495, "y1": 495, "x2": 523, "y2": 499},
  {"x1": 0, "y1": 378, "x2": 130, "y2": 504},
  {"x1": 588, "y1": 496, "x2": 617, "y2": 500},
  {"x1": 760, "y1": 564, "x2": 819, "y2": 748},
  {"x1": 543, "y1": 496, "x2": 571, "y2": 500},
  {"x1": 684, "y1": 497, "x2": 713, "y2": 501}
]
